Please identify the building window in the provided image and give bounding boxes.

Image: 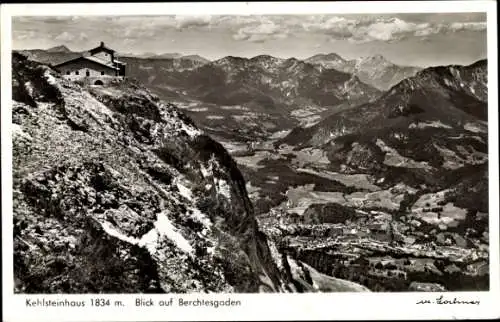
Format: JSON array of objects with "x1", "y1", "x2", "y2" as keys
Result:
[
  {"x1": 86, "y1": 70, "x2": 90, "y2": 77},
  {"x1": 101, "y1": 71, "x2": 105, "y2": 75},
  {"x1": 75, "y1": 71, "x2": 79, "y2": 75}
]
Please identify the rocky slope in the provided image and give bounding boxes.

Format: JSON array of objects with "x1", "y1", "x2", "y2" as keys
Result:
[
  {"x1": 12, "y1": 52, "x2": 368, "y2": 293},
  {"x1": 306, "y1": 53, "x2": 421, "y2": 90}
]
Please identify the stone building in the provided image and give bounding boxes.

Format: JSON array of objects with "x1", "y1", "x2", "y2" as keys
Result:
[{"x1": 53, "y1": 41, "x2": 126, "y2": 85}]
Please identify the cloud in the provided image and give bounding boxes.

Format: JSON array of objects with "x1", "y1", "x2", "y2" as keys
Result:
[
  {"x1": 15, "y1": 16, "x2": 81, "y2": 25},
  {"x1": 174, "y1": 15, "x2": 213, "y2": 29},
  {"x1": 101, "y1": 15, "x2": 217, "y2": 40},
  {"x1": 364, "y1": 18, "x2": 429, "y2": 41},
  {"x1": 232, "y1": 20, "x2": 288, "y2": 42},
  {"x1": 297, "y1": 15, "x2": 486, "y2": 43},
  {"x1": 54, "y1": 31, "x2": 88, "y2": 42},
  {"x1": 449, "y1": 21, "x2": 486, "y2": 32},
  {"x1": 12, "y1": 14, "x2": 487, "y2": 48},
  {"x1": 54, "y1": 31, "x2": 74, "y2": 41},
  {"x1": 123, "y1": 28, "x2": 156, "y2": 38},
  {"x1": 13, "y1": 30, "x2": 37, "y2": 40}
]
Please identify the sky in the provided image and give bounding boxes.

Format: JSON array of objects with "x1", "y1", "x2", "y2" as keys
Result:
[{"x1": 12, "y1": 13, "x2": 487, "y2": 67}]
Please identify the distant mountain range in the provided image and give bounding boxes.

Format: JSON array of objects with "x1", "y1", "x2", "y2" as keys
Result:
[
  {"x1": 18, "y1": 45, "x2": 422, "y2": 92},
  {"x1": 120, "y1": 54, "x2": 382, "y2": 141},
  {"x1": 120, "y1": 52, "x2": 183, "y2": 59},
  {"x1": 120, "y1": 52, "x2": 210, "y2": 63},
  {"x1": 17, "y1": 46, "x2": 212, "y2": 66},
  {"x1": 280, "y1": 59, "x2": 487, "y2": 173},
  {"x1": 16, "y1": 47, "x2": 83, "y2": 66},
  {"x1": 306, "y1": 53, "x2": 422, "y2": 90},
  {"x1": 185, "y1": 54, "x2": 380, "y2": 107},
  {"x1": 45, "y1": 45, "x2": 73, "y2": 53}
]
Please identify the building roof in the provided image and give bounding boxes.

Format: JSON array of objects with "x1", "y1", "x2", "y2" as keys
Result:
[
  {"x1": 89, "y1": 41, "x2": 115, "y2": 55},
  {"x1": 54, "y1": 56, "x2": 119, "y2": 70},
  {"x1": 84, "y1": 56, "x2": 120, "y2": 70},
  {"x1": 113, "y1": 59, "x2": 127, "y2": 65}
]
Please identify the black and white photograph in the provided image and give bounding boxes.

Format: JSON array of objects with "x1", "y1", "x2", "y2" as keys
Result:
[{"x1": 1, "y1": 1, "x2": 499, "y2": 321}]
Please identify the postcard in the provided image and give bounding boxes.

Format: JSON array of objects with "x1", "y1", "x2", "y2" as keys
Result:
[{"x1": 1, "y1": 1, "x2": 498, "y2": 321}]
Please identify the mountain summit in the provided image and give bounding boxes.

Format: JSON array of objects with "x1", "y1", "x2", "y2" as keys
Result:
[
  {"x1": 305, "y1": 53, "x2": 348, "y2": 68},
  {"x1": 306, "y1": 53, "x2": 422, "y2": 90},
  {"x1": 46, "y1": 45, "x2": 73, "y2": 53}
]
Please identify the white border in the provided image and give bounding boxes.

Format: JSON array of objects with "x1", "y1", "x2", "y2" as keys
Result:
[
  {"x1": 1, "y1": 2, "x2": 499, "y2": 321},
  {"x1": 0, "y1": 1, "x2": 497, "y2": 15}
]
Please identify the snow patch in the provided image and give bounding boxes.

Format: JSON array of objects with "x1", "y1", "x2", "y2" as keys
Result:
[
  {"x1": 267, "y1": 239, "x2": 284, "y2": 270},
  {"x1": 189, "y1": 107, "x2": 209, "y2": 112},
  {"x1": 409, "y1": 121, "x2": 452, "y2": 129},
  {"x1": 219, "y1": 105, "x2": 248, "y2": 111},
  {"x1": 24, "y1": 81, "x2": 34, "y2": 96},
  {"x1": 138, "y1": 212, "x2": 199, "y2": 255},
  {"x1": 206, "y1": 115, "x2": 225, "y2": 120},
  {"x1": 188, "y1": 207, "x2": 212, "y2": 228},
  {"x1": 176, "y1": 181, "x2": 193, "y2": 201},
  {"x1": 206, "y1": 245, "x2": 216, "y2": 255},
  {"x1": 269, "y1": 129, "x2": 292, "y2": 140},
  {"x1": 464, "y1": 122, "x2": 486, "y2": 133},
  {"x1": 138, "y1": 229, "x2": 160, "y2": 254},
  {"x1": 44, "y1": 71, "x2": 57, "y2": 86},
  {"x1": 100, "y1": 220, "x2": 139, "y2": 245},
  {"x1": 98, "y1": 212, "x2": 194, "y2": 255},
  {"x1": 12, "y1": 123, "x2": 32, "y2": 140},
  {"x1": 180, "y1": 122, "x2": 201, "y2": 138},
  {"x1": 154, "y1": 212, "x2": 194, "y2": 254}
]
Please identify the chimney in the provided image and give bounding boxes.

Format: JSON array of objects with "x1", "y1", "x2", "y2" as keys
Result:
[{"x1": 100, "y1": 41, "x2": 104, "y2": 47}]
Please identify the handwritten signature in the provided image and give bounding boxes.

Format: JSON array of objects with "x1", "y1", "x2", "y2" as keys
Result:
[{"x1": 416, "y1": 295, "x2": 480, "y2": 305}]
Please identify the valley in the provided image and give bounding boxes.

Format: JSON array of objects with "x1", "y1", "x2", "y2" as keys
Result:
[
  {"x1": 199, "y1": 58, "x2": 489, "y2": 292},
  {"x1": 13, "y1": 45, "x2": 490, "y2": 293}
]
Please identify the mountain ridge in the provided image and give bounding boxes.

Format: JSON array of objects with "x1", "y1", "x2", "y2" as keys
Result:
[
  {"x1": 46, "y1": 45, "x2": 73, "y2": 53},
  {"x1": 281, "y1": 58, "x2": 487, "y2": 149},
  {"x1": 306, "y1": 52, "x2": 422, "y2": 90}
]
